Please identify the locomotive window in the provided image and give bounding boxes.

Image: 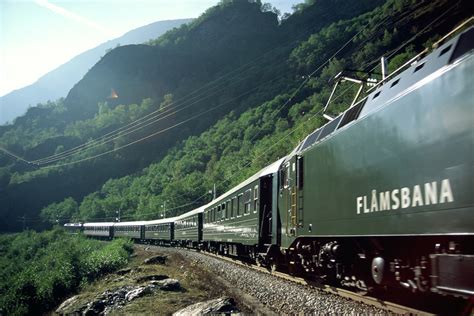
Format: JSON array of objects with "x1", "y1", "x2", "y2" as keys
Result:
[
  {"x1": 414, "y1": 62, "x2": 425, "y2": 73},
  {"x1": 438, "y1": 44, "x2": 452, "y2": 57},
  {"x1": 390, "y1": 78, "x2": 400, "y2": 88},
  {"x1": 221, "y1": 203, "x2": 226, "y2": 219},
  {"x1": 253, "y1": 185, "x2": 259, "y2": 213},
  {"x1": 297, "y1": 157, "x2": 304, "y2": 188},
  {"x1": 217, "y1": 205, "x2": 221, "y2": 222},
  {"x1": 283, "y1": 164, "x2": 290, "y2": 188}
]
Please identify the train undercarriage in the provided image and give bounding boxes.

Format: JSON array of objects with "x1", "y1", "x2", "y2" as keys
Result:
[{"x1": 255, "y1": 236, "x2": 474, "y2": 298}]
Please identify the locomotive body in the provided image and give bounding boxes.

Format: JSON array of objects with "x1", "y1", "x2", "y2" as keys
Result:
[
  {"x1": 274, "y1": 28, "x2": 474, "y2": 296},
  {"x1": 281, "y1": 31, "x2": 473, "y2": 241}
]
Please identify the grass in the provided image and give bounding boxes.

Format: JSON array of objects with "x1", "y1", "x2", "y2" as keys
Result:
[{"x1": 64, "y1": 245, "x2": 246, "y2": 315}]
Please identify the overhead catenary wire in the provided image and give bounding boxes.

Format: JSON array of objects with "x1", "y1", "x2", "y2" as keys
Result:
[
  {"x1": 39, "y1": 21, "x2": 372, "y2": 170},
  {"x1": 31, "y1": 19, "x2": 336, "y2": 165},
  {"x1": 1, "y1": 5, "x2": 420, "y2": 167}
]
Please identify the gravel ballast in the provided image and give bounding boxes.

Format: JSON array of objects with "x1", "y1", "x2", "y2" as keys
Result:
[{"x1": 147, "y1": 246, "x2": 388, "y2": 314}]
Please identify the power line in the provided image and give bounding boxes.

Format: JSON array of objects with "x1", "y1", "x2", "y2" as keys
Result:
[{"x1": 30, "y1": 20, "x2": 331, "y2": 165}]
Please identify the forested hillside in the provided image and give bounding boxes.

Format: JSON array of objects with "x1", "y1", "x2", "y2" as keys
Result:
[
  {"x1": 0, "y1": 0, "x2": 470, "y2": 230},
  {"x1": 0, "y1": 19, "x2": 191, "y2": 125}
]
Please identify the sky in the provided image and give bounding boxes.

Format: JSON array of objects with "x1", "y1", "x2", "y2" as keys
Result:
[{"x1": 0, "y1": 0, "x2": 302, "y2": 97}]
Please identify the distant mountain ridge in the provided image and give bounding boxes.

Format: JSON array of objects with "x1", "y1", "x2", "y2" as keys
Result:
[{"x1": 0, "y1": 19, "x2": 191, "y2": 125}]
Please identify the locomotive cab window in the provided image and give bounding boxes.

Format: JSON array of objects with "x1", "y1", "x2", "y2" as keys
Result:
[{"x1": 297, "y1": 157, "x2": 304, "y2": 188}]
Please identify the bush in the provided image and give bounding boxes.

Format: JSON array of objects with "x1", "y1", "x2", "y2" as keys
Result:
[{"x1": 0, "y1": 229, "x2": 133, "y2": 315}]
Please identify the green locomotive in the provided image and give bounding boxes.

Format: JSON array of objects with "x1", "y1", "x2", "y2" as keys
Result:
[{"x1": 265, "y1": 26, "x2": 474, "y2": 296}]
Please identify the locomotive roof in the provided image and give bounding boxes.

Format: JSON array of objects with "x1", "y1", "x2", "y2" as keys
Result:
[{"x1": 296, "y1": 26, "x2": 473, "y2": 155}]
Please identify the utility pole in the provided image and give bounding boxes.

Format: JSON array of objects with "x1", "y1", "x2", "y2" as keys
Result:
[
  {"x1": 161, "y1": 201, "x2": 167, "y2": 218},
  {"x1": 213, "y1": 183, "x2": 216, "y2": 200}
]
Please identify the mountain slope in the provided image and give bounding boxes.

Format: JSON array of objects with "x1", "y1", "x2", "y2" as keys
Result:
[
  {"x1": 0, "y1": 19, "x2": 191, "y2": 125},
  {"x1": 0, "y1": 0, "x2": 392, "y2": 231}
]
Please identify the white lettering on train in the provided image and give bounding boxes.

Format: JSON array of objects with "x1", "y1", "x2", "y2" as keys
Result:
[{"x1": 356, "y1": 179, "x2": 454, "y2": 214}]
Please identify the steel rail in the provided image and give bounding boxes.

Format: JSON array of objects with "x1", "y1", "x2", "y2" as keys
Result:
[{"x1": 143, "y1": 244, "x2": 433, "y2": 315}]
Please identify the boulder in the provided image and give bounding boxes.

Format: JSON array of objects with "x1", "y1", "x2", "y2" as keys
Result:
[
  {"x1": 143, "y1": 255, "x2": 167, "y2": 265},
  {"x1": 55, "y1": 294, "x2": 85, "y2": 315},
  {"x1": 125, "y1": 286, "x2": 153, "y2": 301},
  {"x1": 156, "y1": 278, "x2": 181, "y2": 291},
  {"x1": 173, "y1": 297, "x2": 240, "y2": 315},
  {"x1": 83, "y1": 299, "x2": 106, "y2": 316}
]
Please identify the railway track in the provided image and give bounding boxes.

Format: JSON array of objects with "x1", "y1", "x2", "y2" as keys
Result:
[
  {"x1": 143, "y1": 244, "x2": 434, "y2": 315},
  {"x1": 200, "y1": 251, "x2": 433, "y2": 315}
]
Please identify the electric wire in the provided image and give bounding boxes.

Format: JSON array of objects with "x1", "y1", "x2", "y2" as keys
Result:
[{"x1": 31, "y1": 19, "x2": 335, "y2": 165}]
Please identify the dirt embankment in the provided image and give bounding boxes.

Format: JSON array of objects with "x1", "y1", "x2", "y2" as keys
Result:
[{"x1": 54, "y1": 245, "x2": 252, "y2": 315}]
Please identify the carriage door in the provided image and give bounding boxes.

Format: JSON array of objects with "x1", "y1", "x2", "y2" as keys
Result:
[{"x1": 282, "y1": 156, "x2": 303, "y2": 237}]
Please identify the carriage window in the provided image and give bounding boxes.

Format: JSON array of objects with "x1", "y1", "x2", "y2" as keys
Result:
[
  {"x1": 221, "y1": 203, "x2": 226, "y2": 219},
  {"x1": 225, "y1": 200, "x2": 230, "y2": 219},
  {"x1": 217, "y1": 205, "x2": 221, "y2": 221},
  {"x1": 244, "y1": 189, "x2": 251, "y2": 215},
  {"x1": 253, "y1": 185, "x2": 259, "y2": 212},
  {"x1": 231, "y1": 197, "x2": 236, "y2": 218},
  {"x1": 237, "y1": 194, "x2": 243, "y2": 216}
]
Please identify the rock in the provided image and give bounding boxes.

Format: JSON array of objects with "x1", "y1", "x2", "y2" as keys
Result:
[
  {"x1": 113, "y1": 276, "x2": 125, "y2": 282},
  {"x1": 157, "y1": 278, "x2": 181, "y2": 291},
  {"x1": 125, "y1": 286, "x2": 153, "y2": 301},
  {"x1": 136, "y1": 274, "x2": 169, "y2": 283},
  {"x1": 173, "y1": 297, "x2": 240, "y2": 316},
  {"x1": 116, "y1": 268, "x2": 132, "y2": 275},
  {"x1": 55, "y1": 294, "x2": 84, "y2": 314},
  {"x1": 83, "y1": 299, "x2": 106, "y2": 316},
  {"x1": 143, "y1": 255, "x2": 167, "y2": 265}
]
